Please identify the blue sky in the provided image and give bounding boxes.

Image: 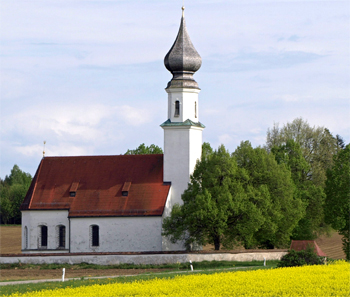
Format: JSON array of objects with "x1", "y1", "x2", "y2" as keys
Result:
[{"x1": 1, "y1": 0, "x2": 349, "y2": 178}]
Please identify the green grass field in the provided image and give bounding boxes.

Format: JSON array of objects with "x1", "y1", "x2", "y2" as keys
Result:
[{"x1": 0, "y1": 261, "x2": 278, "y2": 296}]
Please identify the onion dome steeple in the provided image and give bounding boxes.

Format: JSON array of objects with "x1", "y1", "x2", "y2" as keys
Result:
[{"x1": 164, "y1": 7, "x2": 202, "y2": 89}]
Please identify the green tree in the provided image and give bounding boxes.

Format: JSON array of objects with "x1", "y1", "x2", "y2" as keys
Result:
[
  {"x1": 162, "y1": 142, "x2": 303, "y2": 250},
  {"x1": 4, "y1": 164, "x2": 32, "y2": 187},
  {"x1": 163, "y1": 144, "x2": 239, "y2": 250},
  {"x1": 8, "y1": 184, "x2": 29, "y2": 222},
  {"x1": 0, "y1": 183, "x2": 13, "y2": 224},
  {"x1": 271, "y1": 139, "x2": 326, "y2": 240},
  {"x1": 266, "y1": 118, "x2": 339, "y2": 187},
  {"x1": 324, "y1": 144, "x2": 350, "y2": 260},
  {"x1": 0, "y1": 165, "x2": 32, "y2": 224},
  {"x1": 124, "y1": 143, "x2": 163, "y2": 155},
  {"x1": 233, "y1": 141, "x2": 304, "y2": 248}
]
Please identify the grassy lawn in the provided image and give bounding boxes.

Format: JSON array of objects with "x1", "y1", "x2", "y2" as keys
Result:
[
  {"x1": 0, "y1": 261, "x2": 278, "y2": 296},
  {"x1": 0, "y1": 260, "x2": 277, "y2": 271}
]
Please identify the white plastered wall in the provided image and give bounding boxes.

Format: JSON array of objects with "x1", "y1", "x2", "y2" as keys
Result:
[
  {"x1": 163, "y1": 125, "x2": 203, "y2": 211},
  {"x1": 21, "y1": 210, "x2": 69, "y2": 252},
  {"x1": 70, "y1": 216, "x2": 163, "y2": 253},
  {"x1": 162, "y1": 125, "x2": 203, "y2": 251},
  {"x1": 167, "y1": 88, "x2": 200, "y2": 122}
]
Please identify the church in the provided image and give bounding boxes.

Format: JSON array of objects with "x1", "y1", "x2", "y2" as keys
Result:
[{"x1": 20, "y1": 7, "x2": 205, "y2": 253}]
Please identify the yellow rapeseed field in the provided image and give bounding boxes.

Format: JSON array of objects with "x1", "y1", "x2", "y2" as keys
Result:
[{"x1": 7, "y1": 260, "x2": 349, "y2": 297}]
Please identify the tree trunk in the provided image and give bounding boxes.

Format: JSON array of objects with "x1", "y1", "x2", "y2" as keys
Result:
[{"x1": 214, "y1": 235, "x2": 220, "y2": 250}]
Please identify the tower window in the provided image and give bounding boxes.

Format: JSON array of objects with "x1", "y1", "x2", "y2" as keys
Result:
[
  {"x1": 195, "y1": 101, "x2": 197, "y2": 118},
  {"x1": 174, "y1": 100, "x2": 180, "y2": 117},
  {"x1": 91, "y1": 225, "x2": 99, "y2": 247}
]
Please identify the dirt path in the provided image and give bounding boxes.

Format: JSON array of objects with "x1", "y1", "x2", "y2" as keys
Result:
[{"x1": 0, "y1": 268, "x2": 174, "y2": 282}]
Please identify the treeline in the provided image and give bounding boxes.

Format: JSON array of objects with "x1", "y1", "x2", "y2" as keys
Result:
[
  {"x1": 0, "y1": 165, "x2": 32, "y2": 224},
  {"x1": 163, "y1": 118, "x2": 349, "y2": 259},
  {"x1": 0, "y1": 118, "x2": 348, "y2": 258}
]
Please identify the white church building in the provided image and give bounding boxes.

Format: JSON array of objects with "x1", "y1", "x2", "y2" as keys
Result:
[{"x1": 20, "y1": 8, "x2": 205, "y2": 254}]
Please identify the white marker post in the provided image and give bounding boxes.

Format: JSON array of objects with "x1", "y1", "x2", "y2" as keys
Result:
[
  {"x1": 264, "y1": 257, "x2": 266, "y2": 267},
  {"x1": 190, "y1": 260, "x2": 193, "y2": 272},
  {"x1": 62, "y1": 268, "x2": 65, "y2": 282}
]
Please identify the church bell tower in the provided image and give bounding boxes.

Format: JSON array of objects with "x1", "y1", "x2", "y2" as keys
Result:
[{"x1": 161, "y1": 7, "x2": 205, "y2": 219}]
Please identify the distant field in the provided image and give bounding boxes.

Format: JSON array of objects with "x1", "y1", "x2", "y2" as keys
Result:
[
  {"x1": 0, "y1": 225, "x2": 21, "y2": 254},
  {"x1": 315, "y1": 232, "x2": 346, "y2": 259},
  {"x1": 0, "y1": 225, "x2": 346, "y2": 259}
]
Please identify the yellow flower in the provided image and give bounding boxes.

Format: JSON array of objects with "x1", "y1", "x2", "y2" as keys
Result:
[{"x1": 8, "y1": 260, "x2": 349, "y2": 297}]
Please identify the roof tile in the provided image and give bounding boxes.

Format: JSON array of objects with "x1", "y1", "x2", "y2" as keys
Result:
[
  {"x1": 21, "y1": 155, "x2": 170, "y2": 217},
  {"x1": 290, "y1": 240, "x2": 327, "y2": 257}
]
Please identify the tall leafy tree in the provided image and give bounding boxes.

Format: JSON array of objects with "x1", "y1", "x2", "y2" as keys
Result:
[
  {"x1": 271, "y1": 139, "x2": 326, "y2": 240},
  {"x1": 0, "y1": 165, "x2": 32, "y2": 224},
  {"x1": 4, "y1": 164, "x2": 32, "y2": 187},
  {"x1": 266, "y1": 118, "x2": 339, "y2": 187},
  {"x1": 324, "y1": 144, "x2": 350, "y2": 260},
  {"x1": 163, "y1": 144, "x2": 239, "y2": 250},
  {"x1": 0, "y1": 184, "x2": 13, "y2": 224},
  {"x1": 233, "y1": 141, "x2": 304, "y2": 248},
  {"x1": 124, "y1": 143, "x2": 163, "y2": 155},
  {"x1": 162, "y1": 142, "x2": 303, "y2": 250}
]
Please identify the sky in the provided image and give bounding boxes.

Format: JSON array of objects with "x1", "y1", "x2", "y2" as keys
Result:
[{"x1": 1, "y1": 0, "x2": 349, "y2": 178}]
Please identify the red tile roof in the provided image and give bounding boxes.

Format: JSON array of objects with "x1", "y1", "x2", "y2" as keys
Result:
[
  {"x1": 21, "y1": 155, "x2": 170, "y2": 217},
  {"x1": 290, "y1": 240, "x2": 327, "y2": 257}
]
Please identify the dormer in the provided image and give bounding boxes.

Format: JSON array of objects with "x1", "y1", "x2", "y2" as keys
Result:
[
  {"x1": 122, "y1": 182, "x2": 131, "y2": 196},
  {"x1": 69, "y1": 182, "x2": 79, "y2": 197}
]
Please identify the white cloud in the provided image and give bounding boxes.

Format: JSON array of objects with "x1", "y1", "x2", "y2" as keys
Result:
[
  {"x1": 280, "y1": 94, "x2": 299, "y2": 102},
  {"x1": 0, "y1": 0, "x2": 349, "y2": 178},
  {"x1": 115, "y1": 105, "x2": 153, "y2": 127},
  {"x1": 14, "y1": 144, "x2": 43, "y2": 157},
  {"x1": 218, "y1": 134, "x2": 233, "y2": 144}
]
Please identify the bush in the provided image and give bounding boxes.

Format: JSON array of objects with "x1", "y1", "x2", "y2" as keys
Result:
[{"x1": 277, "y1": 245, "x2": 325, "y2": 268}]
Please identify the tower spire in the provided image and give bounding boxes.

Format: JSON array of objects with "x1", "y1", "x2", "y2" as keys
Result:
[{"x1": 164, "y1": 7, "x2": 202, "y2": 89}]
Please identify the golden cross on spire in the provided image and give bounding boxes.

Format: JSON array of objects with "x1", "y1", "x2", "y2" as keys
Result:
[{"x1": 43, "y1": 141, "x2": 46, "y2": 157}]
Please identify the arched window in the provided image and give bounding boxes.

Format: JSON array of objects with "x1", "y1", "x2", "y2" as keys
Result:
[
  {"x1": 24, "y1": 226, "x2": 28, "y2": 249},
  {"x1": 40, "y1": 225, "x2": 48, "y2": 248},
  {"x1": 58, "y1": 225, "x2": 66, "y2": 248},
  {"x1": 91, "y1": 225, "x2": 99, "y2": 247},
  {"x1": 174, "y1": 100, "x2": 180, "y2": 117}
]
